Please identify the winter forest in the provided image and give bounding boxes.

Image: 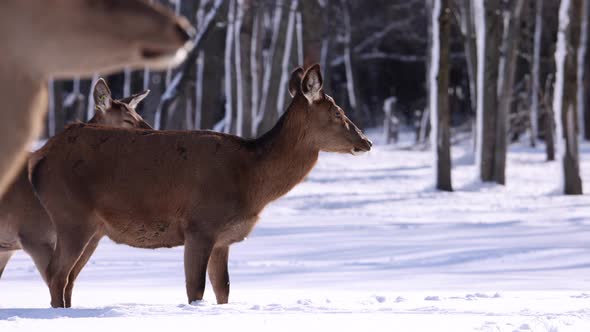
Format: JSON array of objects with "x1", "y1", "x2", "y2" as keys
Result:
[
  {"x1": 43, "y1": 0, "x2": 590, "y2": 195},
  {"x1": 2, "y1": 0, "x2": 590, "y2": 331}
]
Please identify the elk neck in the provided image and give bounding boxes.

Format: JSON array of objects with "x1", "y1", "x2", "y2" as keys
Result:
[{"x1": 247, "y1": 97, "x2": 319, "y2": 207}]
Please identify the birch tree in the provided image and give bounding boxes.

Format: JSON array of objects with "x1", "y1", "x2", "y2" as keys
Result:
[
  {"x1": 553, "y1": 0, "x2": 583, "y2": 195},
  {"x1": 474, "y1": 0, "x2": 502, "y2": 182},
  {"x1": 458, "y1": 0, "x2": 477, "y2": 117},
  {"x1": 276, "y1": 0, "x2": 299, "y2": 117},
  {"x1": 156, "y1": 0, "x2": 224, "y2": 130},
  {"x1": 234, "y1": 0, "x2": 255, "y2": 137},
  {"x1": 223, "y1": 0, "x2": 236, "y2": 133},
  {"x1": 495, "y1": 0, "x2": 524, "y2": 185},
  {"x1": 544, "y1": 74, "x2": 556, "y2": 161},
  {"x1": 577, "y1": 0, "x2": 589, "y2": 140},
  {"x1": 259, "y1": 0, "x2": 290, "y2": 134},
  {"x1": 429, "y1": 0, "x2": 452, "y2": 191},
  {"x1": 251, "y1": 1, "x2": 286, "y2": 136},
  {"x1": 530, "y1": 0, "x2": 544, "y2": 147},
  {"x1": 201, "y1": 1, "x2": 228, "y2": 130},
  {"x1": 341, "y1": 0, "x2": 361, "y2": 121},
  {"x1": 47, "y1": 79, "x2": 56, "y2": 137},
  {"x1": 301, "y1": 0, "x2": 323, "y2": 66}
]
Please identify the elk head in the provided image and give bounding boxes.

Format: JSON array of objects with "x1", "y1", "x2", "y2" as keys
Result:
[
  {"x1": 0, "y1": 0, "x2": 194, "y2": 79},
  {"x1": 289, "y1": 65, "x2": 372, "y2": 155},
  {"x1": 89, "y1": 78, "x2": 152, "y2": 129}
]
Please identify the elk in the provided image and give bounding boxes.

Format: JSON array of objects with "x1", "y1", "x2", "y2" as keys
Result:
[
  {"x1": 0, "y1": 0, "x2": 192, "y2": 198},
  {"x1": 0, "y1": 78, "x2": 152, "y2": 287},
  {"x1": 30, "y1": 65, "x2": 372, "y2": 308}
]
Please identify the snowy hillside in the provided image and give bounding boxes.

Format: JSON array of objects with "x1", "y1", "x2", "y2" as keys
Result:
[{"x1": 2, "y1": 133, "x2": 590, "y2": 332}]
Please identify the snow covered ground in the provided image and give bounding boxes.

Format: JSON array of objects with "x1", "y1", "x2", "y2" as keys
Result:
[{"x1": 2, "y1": 132, "x2": 590, "y2": 331}]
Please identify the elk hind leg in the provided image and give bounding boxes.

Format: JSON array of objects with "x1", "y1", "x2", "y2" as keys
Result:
[
  {"x1": 64, "y1": 233, "x2": 101, "y2": 308},
  {"x1": 47, "y1": 221, "x2": 96, "y2": 308},
  {"x1": 208, "y1": 246, "x2": 230, "y2": 304}
]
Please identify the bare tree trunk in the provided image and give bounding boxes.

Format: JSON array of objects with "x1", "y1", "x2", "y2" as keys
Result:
[
  {"x1": 430, "y1": 0, "x2": 452, "y2": 191},
  {"x1": 123, "y1": 67, "x2": 131, "y2": 97},
  {"x1": 341, "y1": 0, "x2": 361, "y2": 122},
  {"x1": 277, "y1": 0, "x2": 299, "y2": 117},
  {"x1": 234, "y1": 0, "x2": 254, "y2": 137},
  {"x1": 475, "y1": 0, "x2": 502, "y2": 182},
  {"x1": 544, "y1": 75, "x2": 556, "y2": 161},
  {"x1": 319, "y1": 0, "x2": 333, "y2": 93},
  {"x1": 47, "y1": 79, "x2": 56, "y2": 137},
  {"x1": 342, "y1": 15, "x2": 357, "y2": 111},
  {"x1": 259, "y1": 0, "x2": 289, "y2": 134},
  {"x1": 295, "y1": 10, "x2": 304, "y2": 66},
  {"x1": 495, "y1": 0, "x2": 524, "y2": 185},
  {"x1": 553, "y1": 0, "x2": 583, "y2": 195},
  {"x1": 86, "y1": 73, "x2": 100, "y2": 121},
  {"x1": 577, "y1": 0, "x2": 589, "y2": 140},
  {"x1": 585, "y1": 21, "x2": 590, "y2": 140},
  {"x1": 201, "y1": 2, "x2": 228, "y2": 130},
  {"x1": 250, "y1": 8, "x2": 261, "y2": 136},
  {"x1": 193, "y1": 0, "x2": 208, "y2": 130},
  {"x1": 156, "y1": 0, "x2": 224, "y2": 130},
  {"x1": 459, "y1": 0, "x2": 477, "y2": 116},
  {"x1": 233, "y1": 0, "x2": 244, "y2": 136},
  {"x1": 530, "y1": 0, "x2": 544, "y2": 147},
  {"x1": 301, "y1": 0, "x2": 323, "y2": 66},
  {"x1": 223, "y1": 0, "x2": 236, "y2": 134}
]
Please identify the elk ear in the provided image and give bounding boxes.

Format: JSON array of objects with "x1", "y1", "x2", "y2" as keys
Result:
[
  {"x1": 93, "y1": 78, "x2": 112, "y2": 112},
  {"x1": 120, "y1": 89, "x2": 150, "y2": 109},
  {"x1": 289, "y1": 67, "x2": 304, "y2": 97},
  {"x1": 301, "y1": 64, "x2": 323, "y2": 104}
]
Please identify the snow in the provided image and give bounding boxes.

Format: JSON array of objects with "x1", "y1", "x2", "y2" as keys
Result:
[
  {"x1": 428, "y1": 0, "x2": 441, "y2": 182},
  {"x1": 554, "y1": 0, "x2": 571, "y2": 192},
  {"x1": 3, "y1": 131, "x2": 590, "y2": 331},
  {"x1": 473, "y1": 0, "x2": 485, "y2": 175}
]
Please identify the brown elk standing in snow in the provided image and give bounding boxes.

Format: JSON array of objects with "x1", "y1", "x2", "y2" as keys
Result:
[
  {"x1": 30, "y1": 65, "x2": 372, "y2": 308},
  {"x1": 0, "y1": 0, "x2": 192, "y2": 198},
  {"x1": 0, "y1": 79, "x2": 151, "y2": 289}
]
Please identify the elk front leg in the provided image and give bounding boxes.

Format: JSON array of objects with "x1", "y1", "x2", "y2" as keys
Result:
[
  {"x1": 20, "y1": 237, "x2": 55, "y2": 284},
  {"x1": 208, "y1": 246, "x2": 230, "y2": 304},
  {"x1": 184, "y1": 232, "x2": 213, "y2": 304},
  {"x1": 0, "y1": 251, "x2": 15, "y2": 279}
]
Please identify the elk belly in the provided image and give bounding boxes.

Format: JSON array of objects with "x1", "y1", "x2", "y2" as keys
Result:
[{"x1": 101, "y1": 214, "x2": 184, "y2": 249}]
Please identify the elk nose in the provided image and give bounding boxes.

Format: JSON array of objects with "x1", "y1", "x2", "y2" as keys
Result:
[{"x1": 363, "y1": 138, "x2": 372, "y2": 151}]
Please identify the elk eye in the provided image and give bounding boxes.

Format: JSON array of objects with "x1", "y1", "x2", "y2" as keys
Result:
[{"x1": 334, "y1": 111, "x2": 341, "y2": 118}]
